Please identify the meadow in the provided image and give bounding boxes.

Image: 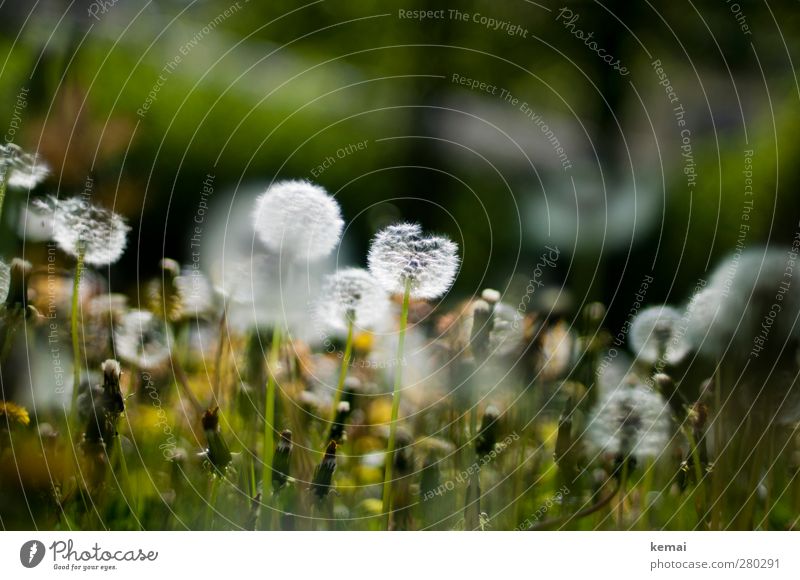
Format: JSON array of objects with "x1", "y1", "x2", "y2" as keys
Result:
[{"x1": 1, "y1": 151, "x2": 798, "y2": 531}]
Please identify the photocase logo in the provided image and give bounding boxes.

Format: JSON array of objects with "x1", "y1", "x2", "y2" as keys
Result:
[{"x1": 20, "y1": 540, "x2": 46, "y2": 568}]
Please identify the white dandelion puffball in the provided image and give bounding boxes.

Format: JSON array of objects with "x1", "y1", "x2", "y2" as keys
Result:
[
  {"x1": 317, "y1": 267, "x2": 390, "y2": 334},
  {"x1": 114, "y1": 310, "x2": 172, "y2": 370},
  {"x1": 681, "y1": 286, "x2": 727, "y2": 358},
  {"x1": 586, "y1": 384, "x2": 671, "y2": 461},
  {"x1": 367, "y1": 222, "x2": 459, "y2": 299},
  {"x1": 36, "y1": 196, "x2": 130, "y2": 266},
  {"x1": 681, "y1": 248, "x2": 800, "y2": 360},
  {"x1": 174, "y1": 268, "x2": 216, "y2": 317},
  {"x1": 252, "y1": 179, "x2": 344, "y2": 261},
  {"x1": 0, "y1": 143, "x2": 49, "y2": 189},
  {"x1": 629, "y1": 305, "x2": 684, "y2": 365},
  {"x1": 0, "y1": 259, "x2": 10, "y2": 303}
]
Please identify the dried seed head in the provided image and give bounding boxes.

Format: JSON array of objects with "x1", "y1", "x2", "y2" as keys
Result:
[
  {"x1": 0, "y1": 144, "x2": 49, "y2": 189},
  {"x1": 317, "y1": 267, "x2": 390, "y2": 333},
  {"x1": 114, "y1": 309, "x2": 172, "y2": 370},
  {"x1": 252, "y1": 179, "x2": 343, "y2": 261},
  {"x1": 586, "y1": 384, "x2": 671, "y2": 462},
  {"x1": 36, "y1": 196, "x2": 130, "y2": 265},
  {"x1": 367, "y1": 222, "x2": 459, "y2": 299}
]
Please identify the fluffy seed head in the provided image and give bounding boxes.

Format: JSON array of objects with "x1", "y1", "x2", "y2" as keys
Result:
[
  {"x1": 252, "y1": 180, "x2": 343, "y2": 261},
  {"x1": 36, "y1": 196, "x2": 130, "y2": 265},
  {"x1": 367, "y1": 222, "x2": 459, "y2": 299},
  {"x1": 114, "y1": 310, "x2": 172, "y2": 370},
  {"x1": 0, "y1": 144, "x2": 49, "y2": 189},
  {"x1": 317, "y1": 267, "x2": 390, "y2": 334},
  {"x1": 629, "y1": 305, "x2": 684, "y2": 365},
  {"x1": 174, "y1": 268, "x2": 216, "y2": 318},
  {"x1": 586, "y1": 384, "x2": 671, "y2": 461}
]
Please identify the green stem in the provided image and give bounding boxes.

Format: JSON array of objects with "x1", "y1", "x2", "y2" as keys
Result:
[
  {"x1": 330, "y1": 316, "x2": 355, "y2": 424},
  {"x1": 261, "y1": 325, "x2": 282, "y2": 497},
  {"x1": 617, "y1": 460, "x2": 628, "y2": 530},
  {"x1": 205, "y1": 476, "x2": 220, "y2": 529},
  {"x1": 70, "y1": 246, "x2": 86, "y2": 416},
  {"x1": 711, "y1": 367, "x2": 723, "y2": 530},
  {"x1": 381, "y1": 278, "x2": 412, "y2": 530}
]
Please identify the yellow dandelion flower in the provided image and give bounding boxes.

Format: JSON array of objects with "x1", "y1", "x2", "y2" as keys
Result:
[{"x1": 0, "y1": 401, "x2": 30, "y2": 427}]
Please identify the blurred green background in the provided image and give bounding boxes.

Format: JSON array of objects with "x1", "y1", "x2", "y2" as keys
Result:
[{"x1": 2, "y1": 0, "x2": 799, "y2": 325}]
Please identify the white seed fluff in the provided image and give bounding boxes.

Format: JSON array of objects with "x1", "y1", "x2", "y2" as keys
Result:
[
  {"x1": 174, "y1": 268, "x2": 216, "y2": 317},
  {"x1": 586, "y1": 384, "x2": 671, "y2": 461},
  {"x1": 367, "y1": 222, "x2": 459, "y2": 299},
  {"x1": 317, "y1": 267, "x2": 390, "y2": 334},
  {"x1": 114, "y1": 310, "x2": 172, "y2": 370},
  {"x1": 252, "y1": 180, "x2": 343, "y2": 261},
  {"x1": 36, "y1": 196, "x2": 130, "y2": 266},
  {"x1": 0, "y1": 143, "x2": 49, "y2": 189},
  {"x1": 629, "y1": 305, "x2": 683, "y2": 365}
]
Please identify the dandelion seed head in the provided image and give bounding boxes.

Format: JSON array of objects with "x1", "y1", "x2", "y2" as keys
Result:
[
  {"x1": 36, "y1": 196, "x2": 130, "y2": 266},
  {"x1": 114, "y1": 310, "x2": 172, "y2": 370},
  {"x1": 680, "y1": 248, "x2": 800, "y2": 360},
  {"x1": 0, "y1": 144, "x2": 49, "y2": 189},
  {"x1": 629, "y1": 305, "x2": 684, "y2": 365},
  {"x1": 586, "y1": 384, "x2": 671, "y2": 461},
  {"x1": 317, "y1": 267, "x2": 390, "y2": 334},
  {"x1": 252, "y1": 179, "x2": 343, "y2": 261},
  {"x1": 174, "y1": 268, "x2": 216, "y2": 318},
  {"x1": 367, "y1": 223, "x2": 459, "y2": 299}
]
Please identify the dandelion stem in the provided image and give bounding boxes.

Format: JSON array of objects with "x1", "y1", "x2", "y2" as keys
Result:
[
  {"x1": 711, "y1": 367, "x2": 723, "y2": 530},
  {"x1": 330, "y1": 316, "x2": 354, "y2": 425},
  {"x1": 262, "y1": 324, "x2": 282, "y2": 499},
  {"x1": 70, "y1": 245, "x2": 86, "y2": 416},
  {"x1": 617, "y1": 460, "x2": 629, "y2": 529},
  {"x1": 205, "y1": 476, "x2": 220, "y2": 529},
  {"x1": 528, "y1": 479, "x2": 621, "y2": 530},
  {"x1": 212, "y1": 303, "x2": 229, "y2": 404},
  {"x1": 381, "y1": 278, "x2": 411, "y2": 530}
]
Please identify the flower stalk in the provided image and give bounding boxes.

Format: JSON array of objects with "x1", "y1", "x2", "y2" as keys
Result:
[{"x1": 381, "y1": 277, "x2": 411, "y2": 528}]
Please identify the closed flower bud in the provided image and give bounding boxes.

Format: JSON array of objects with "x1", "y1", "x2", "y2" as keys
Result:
[
  {"x1": 272, "y1": 429, "x2": 293, "y2": 492},
  {"x1": 201, "y1": 407, "x2": 232, "y2": 475},
  {"x1": 475, "y1": 406, "x2": 500, "y2": 455},
  {"x1": 311, "y1": 440, "x2": 337, "y2": 500}
]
